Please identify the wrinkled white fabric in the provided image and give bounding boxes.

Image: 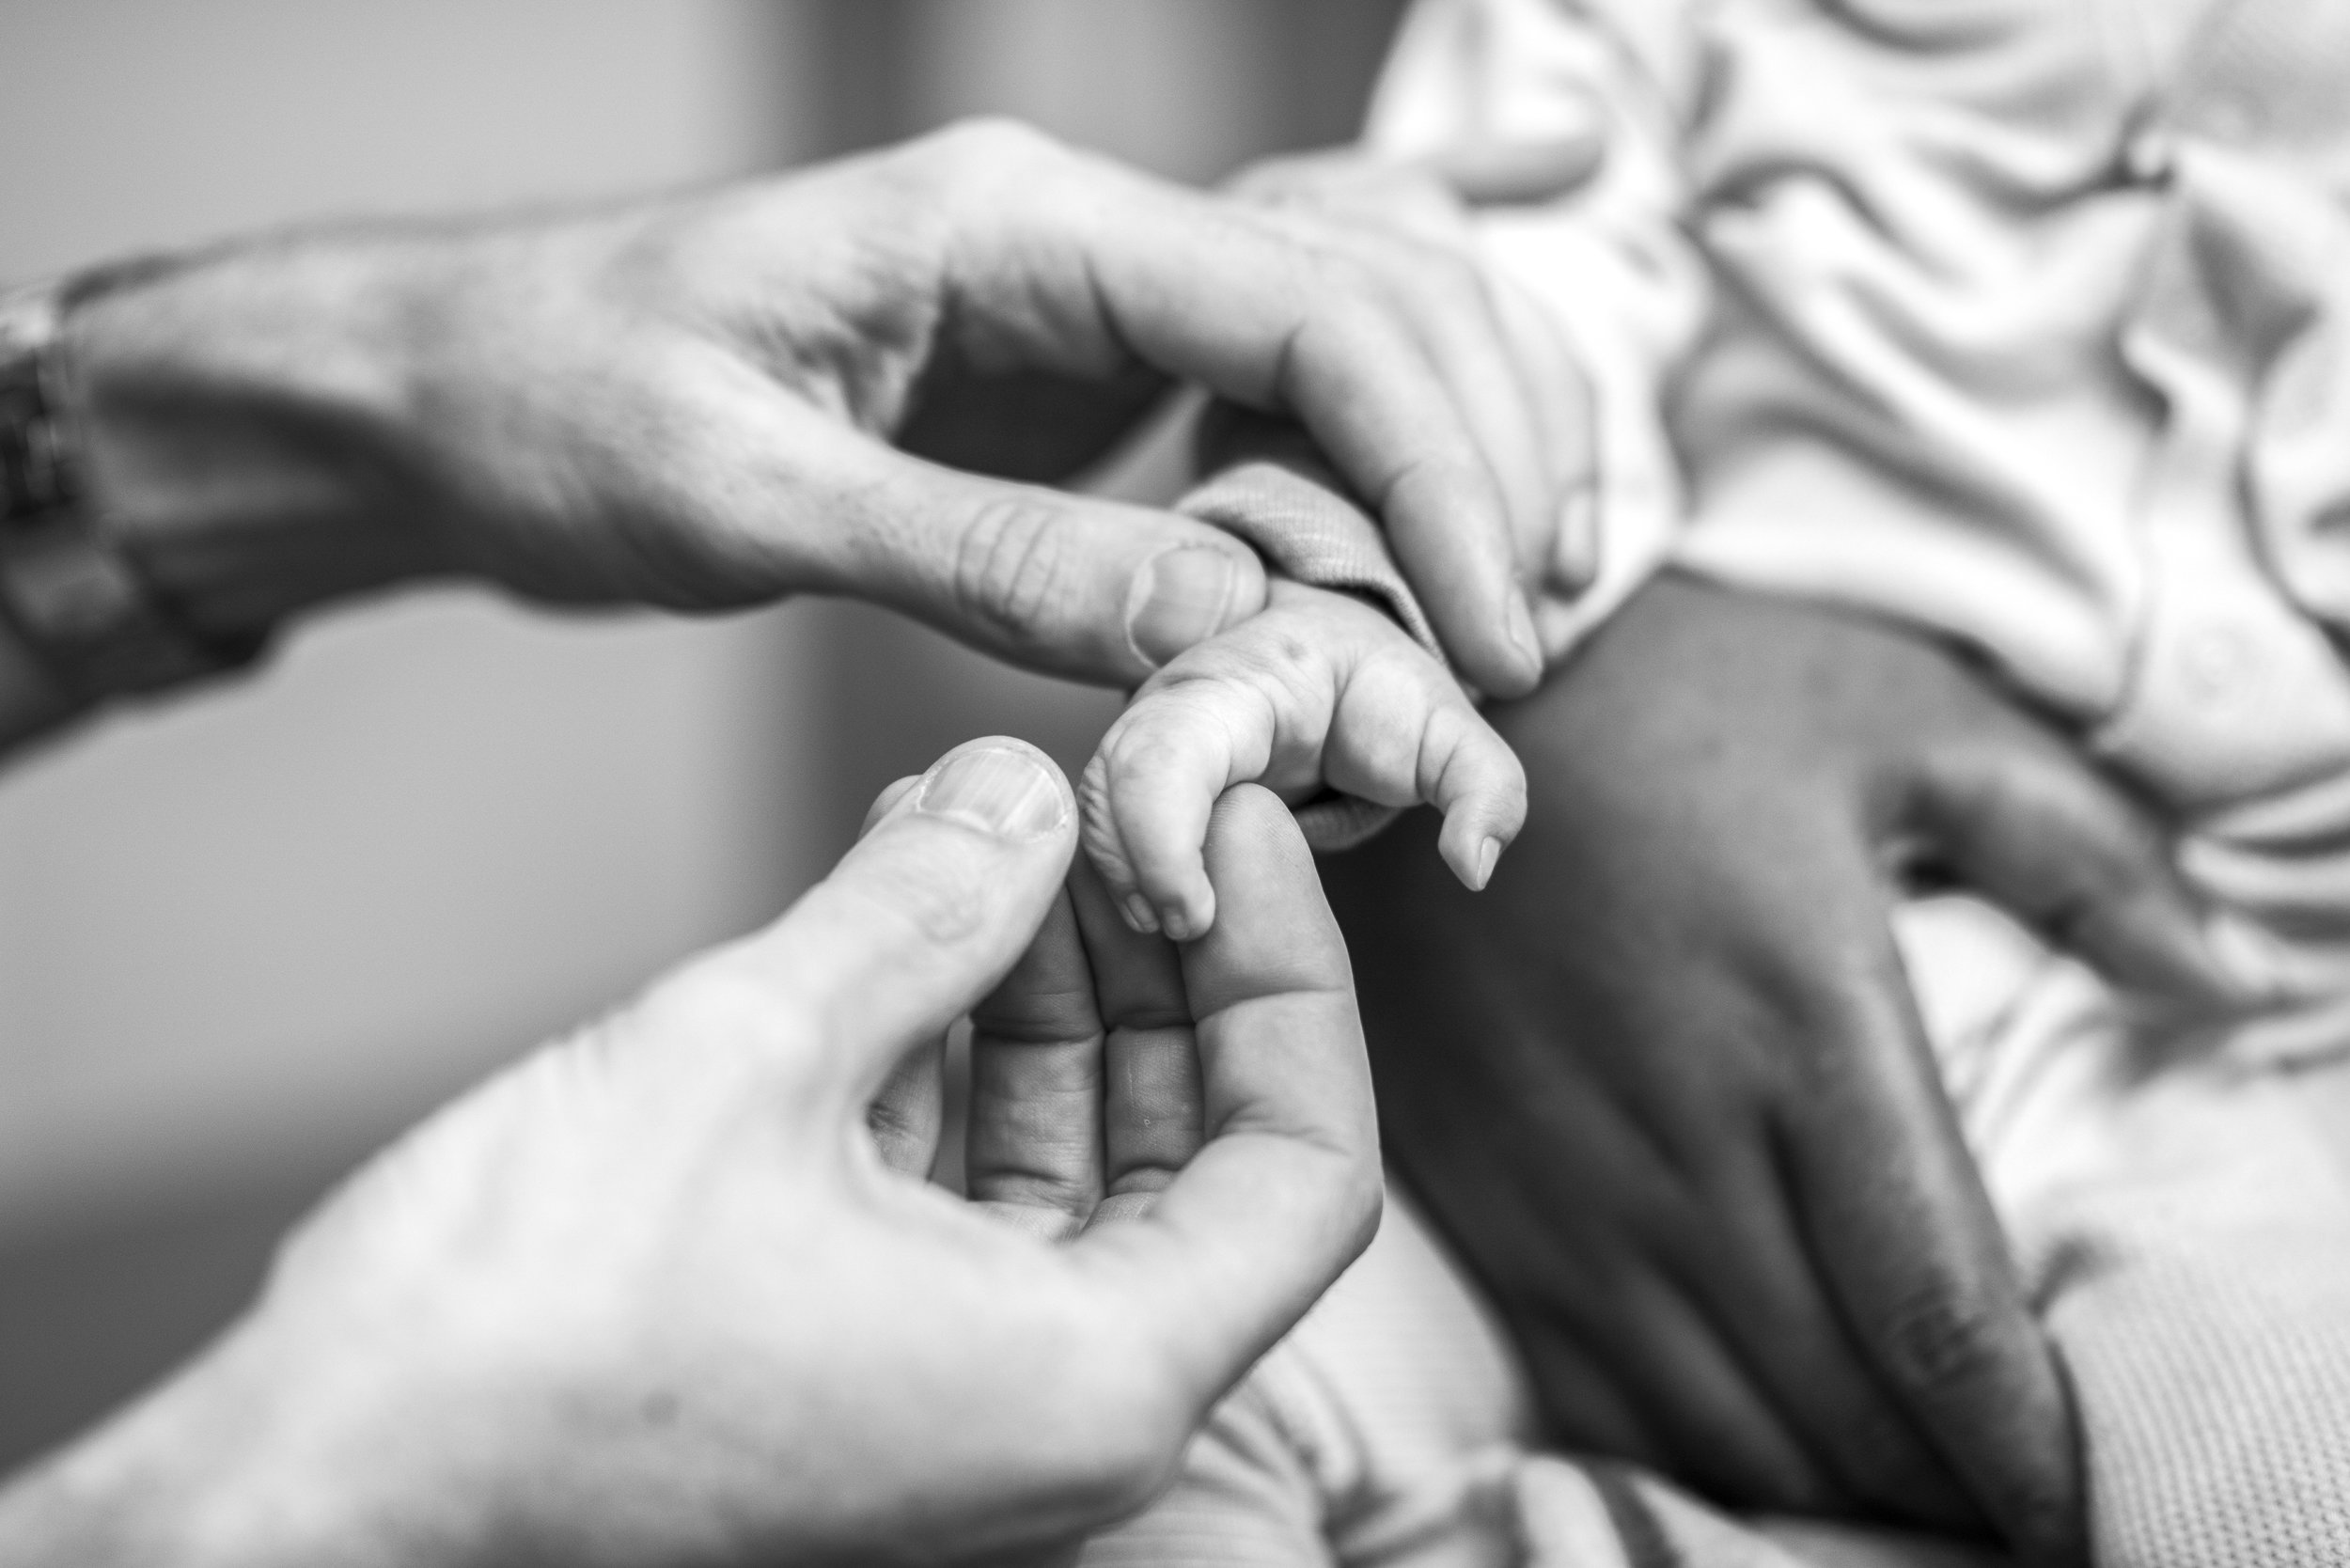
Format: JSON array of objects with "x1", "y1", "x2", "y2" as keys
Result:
[
  {"x1": 1370, "y1": 0, "x2": 2350, "y2": 1037},
  {"x1": 1088, "y1": 2, "x2": 2350, "y2": 1564}
]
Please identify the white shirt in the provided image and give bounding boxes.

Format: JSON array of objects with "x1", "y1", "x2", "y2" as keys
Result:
[{"x1": 1369, "y1": 0, "x2": 2350, "y2": 1053}]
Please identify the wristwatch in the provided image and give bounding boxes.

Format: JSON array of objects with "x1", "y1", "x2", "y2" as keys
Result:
[{"x1": 0, "y1": 276, "x2": 261, "y2": 703}]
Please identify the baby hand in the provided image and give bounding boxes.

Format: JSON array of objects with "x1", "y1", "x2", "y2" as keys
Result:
[{"x1": 1080, "y1": 579, "x2": 1527, "y2": 940}]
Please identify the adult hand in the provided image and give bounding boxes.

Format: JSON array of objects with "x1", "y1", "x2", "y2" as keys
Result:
[
  {"x1": 1220, "y1": 113, "x2": 1608, "y2": 633},
  {"x1": 62, "y1": 118, "x2": 1586, "y2": 695},
  {"x1": 1322, "y1": 575, "x2": 2245, "y2": 1562},
  {"x1": 0, "y1": 741, "x2": 1378, "y2": 1568}
]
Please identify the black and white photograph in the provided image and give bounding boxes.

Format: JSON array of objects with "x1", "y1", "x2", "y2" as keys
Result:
[{"x1": 0, "y1": 2, "x2": 2338, "y2": 1562}]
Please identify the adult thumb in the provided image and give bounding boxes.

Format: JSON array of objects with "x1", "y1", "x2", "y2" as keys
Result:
[
  {"x1": 832, "y1": 446, "x2": 1269, "y2": 687},
  {"x1": 674, "y1": 739, "x2": 1080, "y2": 1109},
  {"x1": 1905, "y1": 730, "x2": 2248, "y2": 1013}
]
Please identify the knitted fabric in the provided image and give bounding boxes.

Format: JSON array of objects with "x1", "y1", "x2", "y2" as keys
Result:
[{"x1": 1908, "y1": 901, "x2": 2350, "y2": 1568}]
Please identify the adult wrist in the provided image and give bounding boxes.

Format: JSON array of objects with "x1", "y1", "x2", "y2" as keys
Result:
[
  {"x1": 0, "y1": 602, "x2": 79, "y2": 751},
  {"x1": 0, "y1": 1306, "x2": 486, "y2": 1568},
  {"x1": 51, "y1": 235, "x2": 449, "y2": 660},
  {"x1": 0, "y1": 274, "x2": 260, "y2": 713}
]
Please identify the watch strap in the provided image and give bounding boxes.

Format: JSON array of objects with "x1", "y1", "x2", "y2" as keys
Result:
[{"x1": 0, "y1": 280, "x2": 263, "y2": 702}]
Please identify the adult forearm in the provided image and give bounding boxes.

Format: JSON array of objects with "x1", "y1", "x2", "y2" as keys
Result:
[
  {"x1": 0, "y1": 1347, "x2": 360, "y2": 1568},
  {"x1": 0, "y1": 239, "x2": 455, "y2": 762},
  {"x1": 59, "y1": 240, "x2": 452, "y2": 645},
  {"x1": 0, "y1": 1309, "x2": 482, "y2": 1568}
]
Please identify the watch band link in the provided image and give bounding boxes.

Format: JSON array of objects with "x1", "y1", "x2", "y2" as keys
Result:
[{"x1": 0, "y1": 281, "x2": 261, "y2": 702}]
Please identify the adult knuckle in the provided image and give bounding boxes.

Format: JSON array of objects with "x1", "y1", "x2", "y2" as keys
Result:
[
  {"x1": 880, "y1": 118, "x2": 1077, "y2": 239},
  {"x1": 1420, "y1": 241, "x2": 1496, "y2": 311},
  {"x1": 952, "y1": 494, "x2": 1076, "y2": 651},
  {"x1": 1878, "y1": 1277, "x2": 2005, "y2": 1396},
  {"x1": 920, "y1": 116, "x2": 1066, "y2": 184},
  {"x1": 1284, "y1": 243, "x2": 1386, "y2": 323},
  {"x1": 1343, "y1": 223, "x2": 1472, "y2": 302},
  {"x1": 1332, "y1": 254, "x2": 1405, "y2": 327}
]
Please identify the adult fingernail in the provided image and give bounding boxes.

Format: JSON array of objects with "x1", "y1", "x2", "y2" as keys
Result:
[
  {"x1": 1473, "y1": 835, "x2": 1502, "y2": 890},
  {"x1": 915, "y1": 746, "x2": 1068, "y2": 839},
  {"x1": 1127, "y1": 546, "x2": 1242, "y2": 667},
  {"x1": 1505, "y1": 589, "x2": 1543, "y2": 681}
]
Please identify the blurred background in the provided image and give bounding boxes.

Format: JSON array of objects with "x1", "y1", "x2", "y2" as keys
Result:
[{"x1": 0, "y1": 0, "x2": 1405, "y2": 1471}]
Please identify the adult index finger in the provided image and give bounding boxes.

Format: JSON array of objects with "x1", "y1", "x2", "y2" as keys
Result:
[{"x1": 1071, "y1": 785, "x2": 1383, "y2": 1409}]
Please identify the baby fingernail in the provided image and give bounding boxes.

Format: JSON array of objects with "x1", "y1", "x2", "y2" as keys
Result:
[
  {"x1": 1127, "y1": 546, "x2": 1242, "y2": 667},
  {"x1": 1121, "y1": 892, "x2": 1163, "y2": 935},
  {"x1": 915, "y1": 745, "x2": 1068, "y2": 839}
]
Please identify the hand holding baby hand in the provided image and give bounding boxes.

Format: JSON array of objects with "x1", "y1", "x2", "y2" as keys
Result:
[
  {"x1": 1080, "y1": 579, "x2": 1525, "y2": 941},
  {"x1": 0, "y1": 743, "x2": 1376, "y2": 1568},
  {"x1": 70, "y1": 118, "x2": 1610, "y2": 700},
  {"x1": 1059, "y1": 119, "x2": 1620, "y2": 940}
]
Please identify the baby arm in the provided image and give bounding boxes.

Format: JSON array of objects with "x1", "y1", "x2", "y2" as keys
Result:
[{"x1": 1080, "y1": 578, "x2": 1525, "y2": 941}]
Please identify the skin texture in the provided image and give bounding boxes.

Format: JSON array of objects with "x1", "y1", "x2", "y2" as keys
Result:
[
  {"x1": 45, "y1": 118, "x2": 1610, "y2": 723},
  {"x1": 1081, "y1": 577, "x2": 1526, "y2": 942},
  {"x1": 1324, "y1": 574, "x2": 2248, "y2": 1564},
  {"x1": 0, "y1": 123, "x2": 1605, "y2": 1557},
  {"x1": 0, "y1": 746, "x2": 1378, "y2": 1568},
  {"x1": 0, "y1": 120, "x2": 1612, "y2": 1560}
]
